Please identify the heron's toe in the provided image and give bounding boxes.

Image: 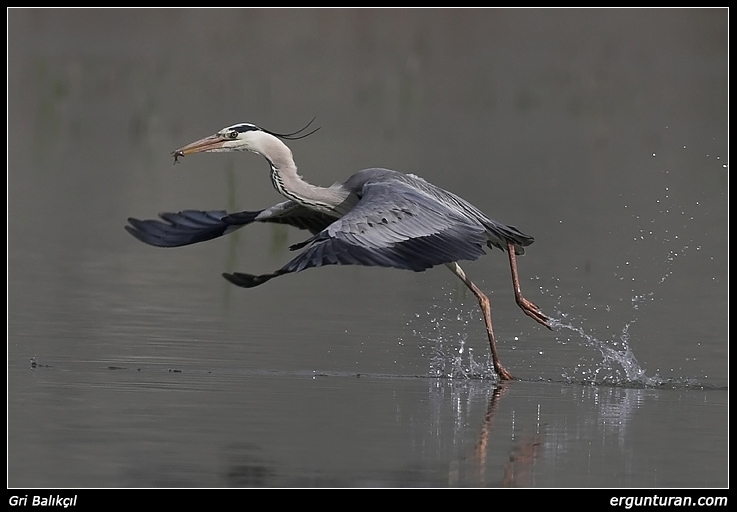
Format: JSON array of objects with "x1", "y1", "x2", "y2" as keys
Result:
[{"x1": 496, "y1": 365, "x2": 515, "y2": 381}]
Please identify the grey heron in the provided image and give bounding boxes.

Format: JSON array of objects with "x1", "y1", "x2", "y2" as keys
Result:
[{"x1": 125, "y1": 122, "x2": 552, "y2": 380}]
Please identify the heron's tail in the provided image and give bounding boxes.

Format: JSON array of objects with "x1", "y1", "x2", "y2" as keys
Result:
[
  {"x1": 125, "y1": 210, "x2": 259, "y2": 248},
  {"x1": 484, "y1": 219, "x2": 535, "y2": 255}
]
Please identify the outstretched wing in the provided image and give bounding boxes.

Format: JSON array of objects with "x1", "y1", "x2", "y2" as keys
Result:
[
  {"x1": 224, "y1": 179, "x2": 489, "y2": 287},
  {"x1": 125, "y1": 201, "x2": 336, "y2": 248},
  {"x1": 126, "y1": 210, "x2": 246, "y2": 247}
]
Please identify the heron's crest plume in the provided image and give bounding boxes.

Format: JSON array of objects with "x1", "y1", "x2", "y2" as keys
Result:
[{"x1": 227, "y1": 118, "x2": 320, "y2": 141}]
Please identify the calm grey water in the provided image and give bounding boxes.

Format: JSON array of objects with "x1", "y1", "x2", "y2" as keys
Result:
[{"x1": 8, "y1": 9, "x2": 727, "y2": 488}]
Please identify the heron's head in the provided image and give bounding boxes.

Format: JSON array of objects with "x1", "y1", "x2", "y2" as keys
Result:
[{"x1": 172, "y1": 121, "x2": 318, "y2": 163}]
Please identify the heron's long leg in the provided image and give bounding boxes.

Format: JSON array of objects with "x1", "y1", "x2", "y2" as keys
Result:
[
  {"x1": 507, "y1": 242, "x2": 553, "y2": 329},
  {"x1": 446, "y1": 262, "x2": 514, "y2": 381}
]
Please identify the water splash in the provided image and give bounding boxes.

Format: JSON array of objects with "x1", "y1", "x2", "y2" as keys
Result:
[
  {"x1": 410, "y1": 286, "x2": 663, "y2": 385},
  {"x1": 547, "y1": 152, "x2": 712, "y2": 387},
  {"x1": 552, "y1": 312, "x2": 662, "y2": 387},
  {"x1": 428, "y1": 334, "x2": 495, "y2": 380},
  {"x1": 410, "y1": 291, "x2": 498, "y2": 380}
]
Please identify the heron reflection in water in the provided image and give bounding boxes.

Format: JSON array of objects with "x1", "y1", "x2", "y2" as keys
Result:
[{"x1": 126, "y1": 121, "x2": 553, "y2": 380}]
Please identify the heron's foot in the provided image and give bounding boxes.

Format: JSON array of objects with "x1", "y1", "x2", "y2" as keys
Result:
[
  {"x1": 517, "y1": 297, "x2": 554, "y2": 330},
  {"x1": 495, "y1": 364, "x2": 515, "y2": 381}
]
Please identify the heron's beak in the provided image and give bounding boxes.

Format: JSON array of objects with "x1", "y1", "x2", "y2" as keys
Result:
[{"x1": 172, "y1": 134, "x2": 227, "y2": 161}]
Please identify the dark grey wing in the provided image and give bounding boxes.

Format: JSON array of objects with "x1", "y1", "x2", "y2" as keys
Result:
[
  {"x1": 223, "y1": 180, "x2": 489, "y2": 288},
  {"x1": 126, "y1": 210, "x2": 247, "y2": 247},
  {"x1": 391, "y1": 171, "x2": 535, "y2": 254},
  {"x1": 126, "y1": 201, "x2": 336, "y2": 248}
]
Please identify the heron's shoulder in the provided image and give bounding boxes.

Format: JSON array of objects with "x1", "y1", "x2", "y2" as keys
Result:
[{"x1": 342, "y1": 168, "x2": 432, "y2": 191}]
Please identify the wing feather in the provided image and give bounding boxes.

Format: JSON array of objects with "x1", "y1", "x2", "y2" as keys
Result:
[
  {"x1": 126, "y1": 201, "x2": 335, "y2": 248},
  {"x1": 279, "y1": 179, "x2": 488, "y2": 274}
]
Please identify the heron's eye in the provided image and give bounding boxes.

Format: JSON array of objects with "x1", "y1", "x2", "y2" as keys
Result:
[{"x1": 228, "y1": 130, "x2": 238, "y2": 139}]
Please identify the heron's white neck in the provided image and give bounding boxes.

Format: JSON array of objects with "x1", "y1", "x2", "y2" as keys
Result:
[{"x1": 255, "y1": 133, "x2": 352, "y2": 215}]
